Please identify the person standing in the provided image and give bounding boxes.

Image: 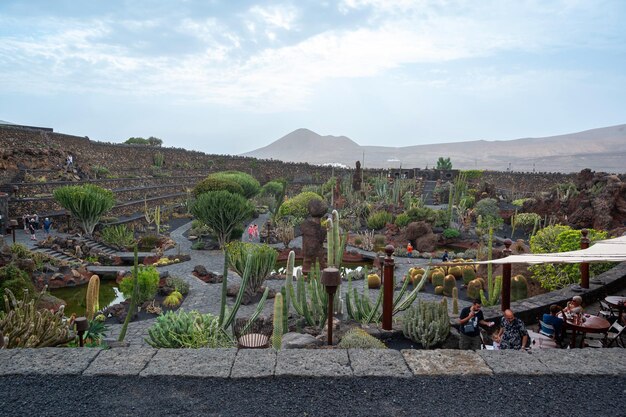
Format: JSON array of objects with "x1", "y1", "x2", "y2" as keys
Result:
[
  {"x1": 442, "y1": 250, "x2": 449, "y2": 262},
  {"x1": 494, "y1": 309, "x2": 529, "y2": 350},
  {"x1": 28, "y1": 218, "x2": 37, "y2": 241},
  {"x1": 253, "y1": 224, "x2": 259, "y2": 240},
  {"x1": 43, "y1": 217, "x2": 52, "y2": 236},
  {"x1": 458, "y1": 299, "x2": 494, "y2": 350},
  {"x1": 247, "y1": 224, "x2": 254, "y2": 241},
  {"x1": 406, "y1": 242, "x2": 413, "y2": 261}
]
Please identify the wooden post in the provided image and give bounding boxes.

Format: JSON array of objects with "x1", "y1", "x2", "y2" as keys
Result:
[
  {"x1": 501, "y1": 239, "x2": 513, "y2": 312},
  {"x1": 580, "y1": 229, "x2": 590, "y2": 289},
  {"x1": 382, "y1": 245, "x2": 395, "y2": 330}
]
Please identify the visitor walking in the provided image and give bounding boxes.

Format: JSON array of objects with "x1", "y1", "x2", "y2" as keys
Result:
[
  {"x1": 253, "y1": 224, "x2": 259, "y2": 240},
  {"x1": 28, "y1": 218, "x2": 37, "y2": 241},
  {"x1": 43, "y1": 217, "x2": 52, "y2": 236},
  {"x1": 247, "y1": 224, "x2": 254, "y2": 241},
  {"x1": 22, "y1": 214, "x2": 29, "y2": 234},
  {"x1": 442, "y1": 250, "x2": 449, "y2": 262},
  {"x1": 406, "y1": 242, "x2": 413, "y2": 262},
  {"x1": 458, "y1": 299, "x2": 494, "y2": 350}
]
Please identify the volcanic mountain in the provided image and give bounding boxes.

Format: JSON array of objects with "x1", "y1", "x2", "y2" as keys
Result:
[{"x1": 242, "y1": 125, "x2": 626, "y2": 173}]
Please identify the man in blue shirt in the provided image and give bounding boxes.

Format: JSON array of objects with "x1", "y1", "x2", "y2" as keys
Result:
[{"x1": 542, "y1": 304, "x2": 564, "y2": 342}]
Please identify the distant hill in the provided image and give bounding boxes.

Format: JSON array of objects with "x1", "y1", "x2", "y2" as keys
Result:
[{"x1": 242, "y1": 125, "x2": 626, "y2": 173}]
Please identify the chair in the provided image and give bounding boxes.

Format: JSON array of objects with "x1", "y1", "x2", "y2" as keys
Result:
[
  {"x1": 479, "y1": 331, "x2": 495, "y2": 350},
  {"x1": 597, "y1": 300, "x2": 617, "y2": 322},
  {"x1": 539, "y1": 320, "x2": 555, "y2": 338},
  {"x1": 586, "y1": 321, "x2": 625, "y2": 348}
]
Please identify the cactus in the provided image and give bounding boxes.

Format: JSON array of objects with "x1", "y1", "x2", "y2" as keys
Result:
[
  {"x1": 286, "y1": 262, "x2": 328, "y2": 328},
  {"x1": 434, "y1": 285, "x2": 444, "y2": 295},
  {"x1": 346, "y1": 267, "x2": 429, "y2": 324},
  {"x1": 467, "y1": 279, "x2": 483, "y2": 300},
  {"x1": 226, "y1": 241, "x2": 277, "y2": 302},
  {"x1": 0, "y1": 288, "x2": 73, "y2": 348},
  {"x1": 367, "y1": 273, "x2": 381, "y2": 289},
  {"x1": 271, "y1": 292, "x2": 283, "y2": 350},
  {"x1": 443, "y1": 274, "x2": 456, "y2": 297},
  {"x1": 452, "y1": 287, "x2": 459, "y2": 314},
  {"x1": 338, "y1": 328, "x2": 386, "y2": 349},
  {"x1": 432, "y1": 270, "x2": 445, "y2": 287},
  {"x1": 448, "y1": 265, "x2": 462, "y2": 279},
  {"x1": 326, "y1": 210, "x2": 346, "y2": 268},
  {"x1": 462, "y1": 266, "x2": 476, "y2": 285},
  {"x1": 163, "y1": 291, "x2": 183, "y2": 308},
  {"x1": 511, "y1": 275, "x2": 528, "y2": 301},
  {"x1": 402, "y1": 299, "x2": 450, "y2": 349},
  {"x1": 146, "y1": 310, "x2": 233, "y2": 349},
  {"x1": 479, "y1": 227, "x2": 501, "y2": 307},
  {"x1": 119, "y1": 246, "x2": 140, "y2": 342},
  {"x1": 85, "y1": 274, "x2": 100, "y2": 320}
]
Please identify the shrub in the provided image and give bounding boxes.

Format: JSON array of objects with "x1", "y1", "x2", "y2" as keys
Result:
[
  {"x1": 261, "y1": 181, "x2": 284, "y2": 197},
  {"x1": 166, "y1": 276, "x2": 190, "y2": 296},
  {"x1": 119, "y1": 265, "x2": 159, "y2": 303},
  {"x1": 9, "y1": 243, "x2": 30, "y2": 259},
  {"x1": 53, "y1": 184, "x2": 115, "y2": 236},
  {"x1": 338, "y1": 328, "x2": 386, "y2": 349},
  {"x1": 146, "y1": 310, "x2": 234, "y2": 348},
  {"x1": 163, "y1": 291, "x2": 183, "y2": 308},
  {"x1": 474, "y1": 198, "x2": 502, "y2": 228},
  {"x1": 205, "y1": 171, "x2": 260, "y2": 199},
  {"x1": 394, "y1": 213, "x2": 410, "y2": 228},
  {"x1": 512, "y1": 198, "x2": 534, "y2": 207},
  {"x1": 92, "y1": 165, "x2": 111, "y2": 179},
  {"x1": 405, "y1": 221, "x2": 431, "y2": 242},
  {"x1": 442, "y1": 228, "x2": 460, "y2": 239},
  {"x1": 513, "y1": 212, "x2": 541, "y2": 231},
  {"x1": 277, "y1": 192, "x2": 324, "y2": 220},
  {"x1": 226, "y1": 241, "x2": 278, "y2": 299},
  {"x1": 193, "y1": 177, "x2": 244, "y2": 197},
  {"x1": 406, "y1": 206, "x2": 437, "y2": 224},
  {"x1": 0, "y1": 264, "x2": 35, "y2": 312},
  {"x1": 192, "y1": 191, "x2": 254, "y2": 248},
  {"x1": 138, "y1": 234, "x2": 161, "y2": 251},
  {"x1": 529, "y1": 225, "x2": 612, "y2": 290},
  {"x1": 367, "y1": 210, "x2": 393, "y2": 230},
  {"x1": 101, "y1": 225, "x2": 136, "y2": 248}
]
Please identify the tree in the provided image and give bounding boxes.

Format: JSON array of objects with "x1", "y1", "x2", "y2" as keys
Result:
[
  {"x1": 53, "y1": 184, "x2": 115, "y2": 236},
  {"x1": 436, "y1": 157, "x2": 452, "y2": 170},
  {"x1": 191, "y1": 191, "x2": 254, "y2": 249}
]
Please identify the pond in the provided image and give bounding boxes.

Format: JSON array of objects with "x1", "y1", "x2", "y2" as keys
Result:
[{"x1": 51, "y1": 280, "x2": 126, "y2": 317}]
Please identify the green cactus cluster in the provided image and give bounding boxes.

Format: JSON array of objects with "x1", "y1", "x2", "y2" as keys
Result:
[
  {"x1": 226, "y1": 241, "x2": 277, "y2": 301},
  {"x1": 285, "y1": 262, "x2": 328, "y2": 329},
  {"x1": 0, "y1": 288, "x2": 74, "y2": 348},
  {"x1": 479, "y1": 228, "x2": 501, "y2": 307},
  {"x1": 402, "y1": 298, "x2": 450, "y2": 349}
]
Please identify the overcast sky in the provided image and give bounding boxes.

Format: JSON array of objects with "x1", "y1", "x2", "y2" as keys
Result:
[{"x1": 1, "y1": 0, "x2": 624, "y2": 154}]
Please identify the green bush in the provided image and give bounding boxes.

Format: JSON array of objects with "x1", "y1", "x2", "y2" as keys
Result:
[
  {"x1": 394, "y1": 213, "x2": 410, "y2": 227},
  {"x1": 205, "y1": 171, "x2": 260, "y2": 199},
  {"x1": 442, "y1": 228, "x2": 460, "y2": 239},
  {"x1": 146, "y1": 310, "x2": 234, "y2": 348},
  {"x1": 101, "y1": 225, "x2": 136, "y2": 248},
  {"x1": 192, "y1": 191, "x2": 254, "y2": 248},
  {"x1": 530, "y1": 225, "x2": 612, "y2": 290},
  {"x1": 512, "y1": 198, "x2": 534, "y2": 207},
  {"x1": 193, "y1": 177, "x2": 244, "y2": 197},
  {"x1": 53, "y1": 184, "x2": 115, "y2": 236},
  {"x1": 9, "y1": 243, "x2": 30, "y2": 259},
  {"x1": 138, "y1": 234, "x2": 161, "y2": 251},
  {"x1": 277, "y1": 192, "x2": 324, "y2": 220},
  {"x1": 406, "y1": 206, "x2": 437, "y2": 224},
  {"x1": 475, "y1": 198, "x2": 502, "y2": 229},
  {"x1": 261, "y1": 181, "x2": 284, "y2": 197},
  {"x1": 367, "y1": 210, "x2": 393, "y2": 230},
  {"x1": 513, "y1": 212, "x2": 541, "y2": 231},
  {"x1": 338, "y1": 328, "x2": 386, "y2": 349},
  {"x1": 119, "y1": 265, "x2": 159, "y2": 303},
  {"x1": 461, "y1": 170, "x2": 483, "y2": 180},
  {"x1": 0, "y1": 264, "x2": 34, "y2": 311}
]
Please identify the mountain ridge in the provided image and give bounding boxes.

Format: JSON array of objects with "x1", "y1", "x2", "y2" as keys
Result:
[{"x1": 242, "y1": 124, "x2": 626, "y2": 172}]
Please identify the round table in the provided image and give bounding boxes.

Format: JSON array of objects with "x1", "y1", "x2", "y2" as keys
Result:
[
  {"x1": 560, "y1": 313, "x2": 610, "y2": 348},
  {"x1": 605, "y1": 296, "x2": 626, "y2": 324}
]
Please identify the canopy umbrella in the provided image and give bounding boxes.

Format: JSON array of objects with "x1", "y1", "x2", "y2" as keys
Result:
[{"x1": 475, "y1": 235, "x2": 626, "y2": 265}]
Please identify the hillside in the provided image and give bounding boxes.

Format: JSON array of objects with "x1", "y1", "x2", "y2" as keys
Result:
[{"x1": 242, "y1": 125, "x2": 626, "y2": 172}]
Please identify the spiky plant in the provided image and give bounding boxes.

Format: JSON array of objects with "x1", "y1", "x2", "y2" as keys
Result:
[{"x1": 53, "y1": 184, "x2": 115, "y2": 236}]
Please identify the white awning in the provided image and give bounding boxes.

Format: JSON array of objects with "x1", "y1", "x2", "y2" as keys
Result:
[{"x1": 476, "y1": 235, "x2": 626, "y2": 265}]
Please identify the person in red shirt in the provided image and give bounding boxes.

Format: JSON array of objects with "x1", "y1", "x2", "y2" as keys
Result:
[{"x1": 407, "y1": 242, "x2": 413, "y2": 261}]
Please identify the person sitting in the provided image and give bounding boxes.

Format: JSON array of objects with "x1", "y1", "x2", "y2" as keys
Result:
[
  {"x1": 563, "y1": 296, "x2": 583, "y2": 315},
  {"x1": 541, "y1": 304, "x2": 564, "y2": 342},
  {"x1": 494, "y1": 309, "x2": 528, "y2": 350}
]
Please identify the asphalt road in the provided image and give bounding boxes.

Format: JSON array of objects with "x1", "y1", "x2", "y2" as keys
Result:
[{"x1": 0, "y1": 375, "x2": 624, "y2": 417}]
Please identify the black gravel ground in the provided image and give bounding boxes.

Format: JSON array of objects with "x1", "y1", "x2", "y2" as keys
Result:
[{"x1": 0, "y1": 375, "x2": 624, "y2": 417}]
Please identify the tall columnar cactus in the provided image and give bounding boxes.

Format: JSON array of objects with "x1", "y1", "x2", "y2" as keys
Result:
[
  {"x1": 85, "y1": 274, "x2": 100, "y2": 320},
  {"x1": 480, "y1": 227, "x2": 501, "y2": 306},
  {"x1": 144, "y1": 200, "x2": 162, "y2": 234},
  {"x1": 326, "y1": 210, "x2": 345, "y2": 268},
  {"x1": 402, "y1": 298, "x2": 450, "y2": 349},
  {"x1": 443, "y1": 274, "x2": 456, "y2": 297},
  {"x1": 511, "y1": 275, "x2": 528, "y2": 301},
  {"x1": 119, "y1": 246, "x2": 139, "y2": 342},
  {"x1": 286, "y1": 263, "x2": 327, "y2": 328},
  {"x1": 0, "y1": 288, "x2": 73, "y2": 348},
  {"x1": 452, "y1": 287, "x2": 459, "y2": 315},
  {"x1": 272, "y1": 292, "x2": 283, "y2": 351}
]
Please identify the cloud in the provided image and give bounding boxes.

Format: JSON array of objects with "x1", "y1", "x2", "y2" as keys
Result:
[{"x1": 0, "y1": 1, "x2": 623, "y2": 111}]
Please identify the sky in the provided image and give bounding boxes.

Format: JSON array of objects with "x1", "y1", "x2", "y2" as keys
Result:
[{"x1": 0, "y1": 0, "x2": 625, "y2": 155}]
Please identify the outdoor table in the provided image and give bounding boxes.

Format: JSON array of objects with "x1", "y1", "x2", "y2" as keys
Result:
[
  {"x1": 605, "y1": 296, "x2": 626, "y2": 324},
  {"x1": 559, "y1": 313, "x2": 610, "y2": 348}
]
